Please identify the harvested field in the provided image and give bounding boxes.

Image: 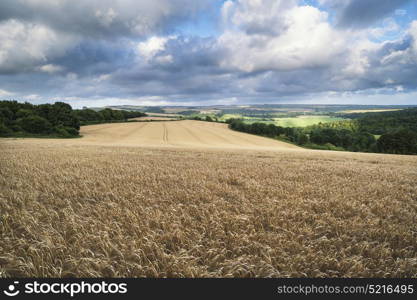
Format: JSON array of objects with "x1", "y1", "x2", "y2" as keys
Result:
[
  {"x1": 72, "y1": 120, "x2": 299, "y2": 150},
  {"x1": 0, "y1": 121, "x2": 416, "y2": 278}
]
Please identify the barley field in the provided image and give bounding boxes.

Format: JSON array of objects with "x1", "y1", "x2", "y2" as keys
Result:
[
  {"x1": 70, "y1": 120, "x2": 299, "y2": 150},
  {"x1": 1, "y1": 121, "x2": 417, "y2": 277}
]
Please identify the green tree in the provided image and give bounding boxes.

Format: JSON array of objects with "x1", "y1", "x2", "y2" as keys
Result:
[
  {"x1": 351, "y1": 132, "x2": 376, "y2": 152},
  {"x1": 111, "y1": 110, "x2": 124, "y2": 120},
  {"x1": 0, "y1": 122, "x2": 12, "y2": 136},
  {"x1": 0, "y1": 107, "x2": 14, "y2": 125},
  {"x1": 100, "y1": 108, "x2": 113, "y2": 121},
  {"x1": 16, "y1": 109, "x2": 34, "y2": 119},
  {"x1": 297, "y1": 133, "x2": 309, "y2": 145},
  {"x1": 18, "y1": 115, "x2": 52, "y2": 134},
  {"x1": 377, "y1": 129, "x2": 417, "y2": 155}
]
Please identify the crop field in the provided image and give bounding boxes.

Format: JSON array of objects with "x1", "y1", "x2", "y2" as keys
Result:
[
  {"x1": 273, "y1": 116, "x2": 346, "y2": 127},
  {"x1": 73, "y1": 120, "x2": 298, "y2": 150},
  {"x1": 1, "y1": 121, "x2": 417, "y2": 277},
  {"x1": 218, "y1": 115, "x2": 347, "y2": 127},
  {"x1": 218, "y1": 114, "x2": 245, "y2": 121},
  {"x1": 339, "y1": 109, "x2": 403, "y2": 114}
]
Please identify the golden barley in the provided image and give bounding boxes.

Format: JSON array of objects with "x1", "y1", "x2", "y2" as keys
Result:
[{"x1": 0, "y1": 121, "x2": 416, "y2": 277}]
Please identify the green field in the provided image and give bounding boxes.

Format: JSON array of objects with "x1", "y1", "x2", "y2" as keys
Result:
[
  {"x1": 217, "y1": 114, "x2": 347, "y2": 127},
  {"x1": 338, "y1": 109, "x2": 403, "y2": 114},
  {"x1": 217, "y1": 114, "x2": 238, "y2": 119},
  {"x1": 272, "y1": 116, "x2": 346, "y2": 127}
]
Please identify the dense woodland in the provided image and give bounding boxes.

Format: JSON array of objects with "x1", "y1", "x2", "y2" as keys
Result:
[
  {"x1": 341, "y1": 108, "x2": 417, "y2": 134},
  {"x1": 228, "y1": 108, "x2": 417, "y2": 155},
  {"x1": 73, "y1": 108, "x2": 146, "y2": 125},
  {"x1": 0, "y1": 101, "x2": 146, "y2": 137}
]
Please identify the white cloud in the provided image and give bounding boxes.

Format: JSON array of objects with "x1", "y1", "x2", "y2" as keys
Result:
[
  {"x1": 210, "y1": 97, "x2": 238, "y2": 105},
  {"x1": 377, "y1": 21, "x2": 417, "y2": 66},
  {"x1": 0, "y1": 0, "x2": 212, "y2": 37},
  {"x1": 94, "y1": 74, "x2": 112, "y2": 82},
  {"x1": 0, "y1": 89, "x2": 14, "y2": 97},
  {"x1": 341, "y1": 39, "x2": 377, "y2": 76},
  {"x1": 0, "y1": 19, "x2": 77, "y2": 73},
  {"x1": 300, "y1": 89, "x2": 417, "y2": 105},
  {"x1": 95, "y1": 8, "x2": 117, "y2": 27},
  {"x1": 39, "y1": 64, "x2": 64, "y2": 73},
  {"x1": 137, "y1": 36, "x2": 176, "y2": 62},
  {"x1": 224, "y1": 0, "x2": 298, "y2": 35},
  {"x1": 218, "y1": 1, "x2": 345, "y2": 72},
  {"x1": 0, "y1": 0, "x2": 211, "y2": 75},
  {"x1": 217, "y1": 0, "x2": 417, "y2": 96},
  {"x1": 410, "y1": 21, "x2": 417, "y2": 55},
  {"x1": 24, "y1": 94, "x2": 41, "y2": 100},
  {"x1": 154, "y1": 55, "x2": 173, "y2": 64},
  {"x1": 369, "y1": 18, "x2": 400, "y2": 40}
]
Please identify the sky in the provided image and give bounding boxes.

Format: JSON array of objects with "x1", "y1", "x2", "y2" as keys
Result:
[{"x1": 0, "y1": 0, "x2": 417, "y2": 108}]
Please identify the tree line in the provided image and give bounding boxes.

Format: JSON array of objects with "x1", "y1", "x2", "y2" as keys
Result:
[
  {"x1": 227, "y1": 109, "x2": 417, "y2": 155},
  {"x1": 341, "y1": 108, "x2": 417, "y2": 134},
  {"x1": 73, "y1": 108, "x2": 146, "y2": 125},
  {"x1": 0, "y1": 101, "x2": 146, "y2": 137}
]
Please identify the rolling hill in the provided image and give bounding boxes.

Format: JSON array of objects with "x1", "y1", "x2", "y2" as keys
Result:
[
  {"x1": 78, "y1": 120, "x2": 300, "y2": 150},
  {"x1": 1, "y1": 120, "x2": 416, "y2": 277}
]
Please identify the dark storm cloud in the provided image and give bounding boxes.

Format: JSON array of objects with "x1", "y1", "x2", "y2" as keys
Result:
[
  {"x1": 0, "y1": 0, "x2": 211, "y2": 38},
  {"x1": 336, "y1": 0, "x2": 412, "y2": 28},
  {"x1": 0, "y1": 0, "x2": 212, "y2": 75},
  {"x1": 111, "y1": 63, "x2": 234, "y2": 97},
  {"x1": 151, "y1": 37, "x2": 224, "y2": 73},
  {"x1": 48, "y1": 39, "x2": 135, "y2": 76},
  {"x1": 107, "y1": 36, "x2": 233, "y2": 97}
]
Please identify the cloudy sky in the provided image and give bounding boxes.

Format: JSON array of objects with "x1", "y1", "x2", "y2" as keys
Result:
[{"x1": 0, "y1": 0, "x2": 417, "y2": 107}]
